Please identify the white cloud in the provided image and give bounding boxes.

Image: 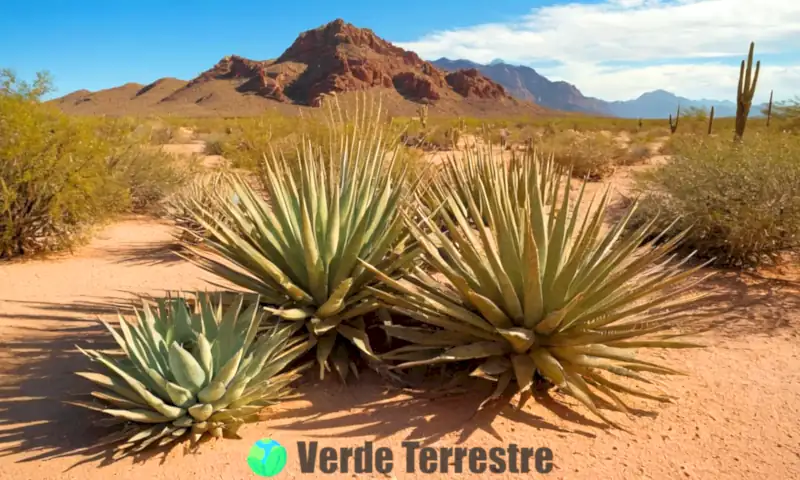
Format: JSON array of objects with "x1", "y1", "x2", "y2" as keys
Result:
[{"x1": 395, "y1": 0, "x2": 800, "y2": 102}]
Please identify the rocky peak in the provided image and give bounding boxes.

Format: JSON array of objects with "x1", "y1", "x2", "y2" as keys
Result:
[
  {"x1": 277, "y1": 19, "x2": 427, "y2": 68},
  {"x1": 175, "y1": 19, "x2": 517, "y2": 108}
]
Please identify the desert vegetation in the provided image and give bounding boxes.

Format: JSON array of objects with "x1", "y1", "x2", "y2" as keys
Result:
[
  {"x1": 1, "y1": 38, "x2": 799, "y2": 479},
  {"x1": 0, "y1": 70, "x2": 193, "y2": 258}
]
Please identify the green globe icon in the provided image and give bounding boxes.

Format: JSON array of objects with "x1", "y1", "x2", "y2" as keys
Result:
[{"x1": 247, "y1": 438, "x2": 287, "y2": 477}]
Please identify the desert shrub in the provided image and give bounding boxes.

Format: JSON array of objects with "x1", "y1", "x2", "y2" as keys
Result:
[
  {"x1": 642, "y1": 126, "x2": 671, "y2": 140},
  {"x1": 181, "y1": 97, "x2": 419, "y2": 383},
  {"x1": 658, "y1": 135, "x2": 679, "y2": 155},
  {"x1": 535, "y1": 131, "x2": 628, "y2": 180},
  {"x1": 79, "y1": 115, "x2": 194, "y2": 214},
  {"x1": 0, "y1": 89, "x2": 124, "y2": 257},
  {"x1": 146, "y1": 125, "x2": 175, "y2": 145},
  {"x1": 622, "y1": 142, "x2": 653, "y2": 165},
  {"x1": 0, "y1": 70, "x2": 191, "y2": 258},
  {"x1": 203, "y1": 137, "x2": 227, "y2": 156},
  {"x1": 214, "y1": 114, "x2": 327, "y2": 170},
  {"x1": 106, "y1": 142, "x2": 193, "y2": 214},
  {"x1": 630, "y1": 133, "x2": 800, "y2": 266},
  {"x1": 367, "y1": 150, "x2": 709, "y2": 424},
  {"x1": 768, "y1": 97, "x2": 800, "y2": 132},
  {"x1": 72, "y1": 293, "x2": 313, "y2": 456}
]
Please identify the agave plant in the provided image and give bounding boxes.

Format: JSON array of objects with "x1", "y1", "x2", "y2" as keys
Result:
[
  {"x1": 363, "y1": 149, "x2": 713, "y2": 425},
  {"x1": 420, "y1": 145, "x2": 564, "y2": 228},
  {"x1": 165, "y1": 171, "x2": 233, "y2": 244},
  {"x1": 182, "y1": 97, "x2": 420, "y2": 382},
  {"x1": 71, "y1": 293, "x2": 314, "y2": 457}
]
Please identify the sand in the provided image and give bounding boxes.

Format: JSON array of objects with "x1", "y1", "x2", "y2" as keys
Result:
[{"x1": 1, "y1": 157, "x2": 799, "y2": 479}]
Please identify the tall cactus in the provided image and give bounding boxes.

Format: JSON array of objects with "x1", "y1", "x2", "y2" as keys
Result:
[
  {"x1": 734, "y1": 41, "x2": 760, "y2": 141},
  {"x1": 707, "y1": 106, "x2": 715, "y2": 135},
  {"x1": 766, "y1": 90, "x2": 774, "y2": 128},
  {"x1": 669, "y1": 105, "x2": 680, "y2": 134}
]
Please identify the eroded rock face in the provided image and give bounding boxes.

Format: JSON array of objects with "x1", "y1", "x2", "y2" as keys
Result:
[
  {"x1": 184, "y1": 19, "x2": 513, "y2": 106},
  {"x1": 192, "y1": 55, "x2": 270, "y2": 84},
  {"x1": 445, "y1": 69, "x2": 509, "y2": 100},
  {"x1": 392, "y1": 73, "x2": 441, "y2": 102}
]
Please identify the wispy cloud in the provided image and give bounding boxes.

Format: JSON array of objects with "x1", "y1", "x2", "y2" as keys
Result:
[{"x1": 395, "y1": 0, "x2": 800, "y2": 102}]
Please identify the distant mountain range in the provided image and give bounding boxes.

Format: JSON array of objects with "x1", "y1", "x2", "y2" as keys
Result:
[
  {"x1": 51, "y1": 19, "x2": 766, "y2": 120},
  {"x1": 431, "y1": 58, "x2": 764, "y2": 119},
  {"x1": 51, "y1": 20, "x2": 543, "y2": 118}
]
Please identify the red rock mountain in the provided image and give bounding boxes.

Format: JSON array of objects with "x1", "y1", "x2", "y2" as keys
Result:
[{"x1": 53, "y1": 19, "x2": 548, "y2": 117}]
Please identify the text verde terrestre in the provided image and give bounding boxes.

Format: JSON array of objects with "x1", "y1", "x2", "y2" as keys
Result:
[{"x1": 296, "y1": 441, "x2": 554, "y2": 474}]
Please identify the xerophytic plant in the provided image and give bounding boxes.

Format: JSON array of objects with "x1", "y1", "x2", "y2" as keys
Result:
[
  {"x1": 421, "y1": 145, "x2": 565, "y2": 227},
  {"x1": 166, "y1": 170, "x2": 233, "y2": 244},
  {"x1": 71, "y1": 293, "x2": 314, "y2": 457},
  {"x1": 182, "y1": 96, "x2": 420, "y2": 382},
  {"x1": 363, "y1": 148, "x2": 713, "y2": 425}
]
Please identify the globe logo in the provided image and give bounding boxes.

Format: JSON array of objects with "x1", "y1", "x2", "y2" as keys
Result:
[{"x1": 247, "y1": 438, "x2": 287, "y2": 477}]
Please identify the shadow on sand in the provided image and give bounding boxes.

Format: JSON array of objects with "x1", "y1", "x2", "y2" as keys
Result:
[
  {"x1": 0, "y1": 299, "x2": 614, "y2": 473},
  {"x1": 0, "y1": 260, "x2": 796, "y2": 472},
  {"x1": 687, "y1": 268, "x2": 800, "y2": 338},
  {"x1": 0, "y1": 320, "x2": 192, "y2": 471},
  {"x1": 103, "y1": 240, "x2": 186, "y2": 267},
  {"x1": 266, "y1": 372, "x2": 612, "y2": 449}
]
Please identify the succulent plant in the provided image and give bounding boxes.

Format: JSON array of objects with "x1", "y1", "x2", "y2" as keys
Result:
[
  {"x1": 669, "y1": 106, "x2": 680, "y2": 134},
  {"x1": 182, "y1": 99, "x2": 419, "y2": 383},
  {"x1": 71, "y1": 293, "x2": 314, "y2": 457},
  {"x1": 364, "y1": 150, "x2": 712, "y2": 425},
  {"x1": 165, "y1": 171, "x2": 233, "y2": 243},
  {"x1": 421, "y1": 145, "x2": 562, "y2": 228},
  {"x1": 707, "y1": 106, "x2": 715, "y2": 135},
  {"x1": 735, "y1": 41, "x2": 760, "y2": 141}
]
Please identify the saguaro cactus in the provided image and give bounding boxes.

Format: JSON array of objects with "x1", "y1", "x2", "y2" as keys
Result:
[
  {"x1": 669, "y1": 106, "x2": 680, "y2": 134},
  {"x1": 707, "y1": 106, "x2": 715, "y2": 135},
  {"x1": 766, "y1": 90, "x2": 774, "y2": 128},
  {"x1": 734, "y1": 41, "x2": 760, "y2": 141}
]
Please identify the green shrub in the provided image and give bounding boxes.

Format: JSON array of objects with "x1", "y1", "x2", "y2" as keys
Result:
[
  {"x1": 630, "y1": 133, "x2": 800, "y2": 266},
  {"x1": 535, "y1": 131, "x2": 628, "y2": 180},
  {"x1": 106, "y1": 142, "x2": 193, "y2": 214},
  {"x1": 0, "y1": 70, "x2": 192, "y2": 258},
  {"x1": 0, "y1": 92, "x2": 124, "y2": 257}
]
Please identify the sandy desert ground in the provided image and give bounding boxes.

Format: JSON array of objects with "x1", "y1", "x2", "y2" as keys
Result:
[{"x1": 0, "y1": 142, "x2": 799, "y2": 480}]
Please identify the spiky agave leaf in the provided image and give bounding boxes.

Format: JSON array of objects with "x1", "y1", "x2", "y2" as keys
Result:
[
  {"x1": 71, "y1": 293, "x2": 314, "y2": 457},
  {"x1": 364, "y1": 148, "x2": 713, "y2": 426},
  {"x1": 165, "y1": 170, "x2": 234, "y2": 244},
  {"x1": 180, "y1": 95, "x2": 421, "y2": 382},
  {"x1": 419, "y1": 143, "x2": 566, "y2": 228}
]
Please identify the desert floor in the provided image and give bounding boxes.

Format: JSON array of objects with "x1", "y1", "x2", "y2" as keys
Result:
[{"x1": 0, "y1": 142, "x2": 799, "y2": 480}]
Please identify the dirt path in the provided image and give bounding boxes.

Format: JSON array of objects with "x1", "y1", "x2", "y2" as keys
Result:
[{"x1": 1, "y1": 170, "x2": 799, "y2": 479}]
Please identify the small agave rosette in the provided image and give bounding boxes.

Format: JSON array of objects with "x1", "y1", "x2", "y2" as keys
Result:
[{"x1": 71, "y1": 293, "x2": 313, "y2": 456}]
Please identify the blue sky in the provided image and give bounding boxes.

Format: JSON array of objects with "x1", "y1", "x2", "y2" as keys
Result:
[{"x1": 2, "y1": 0, "x2": 798, "y2": 103}]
